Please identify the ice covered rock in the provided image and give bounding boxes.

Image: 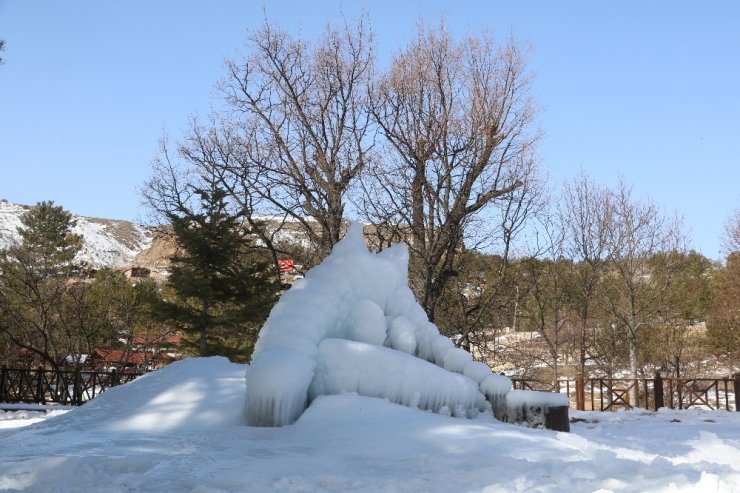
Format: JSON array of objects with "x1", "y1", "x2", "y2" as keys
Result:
[
  {"x1": 246, "y1": 223, "x2": 567, "y2": 430},
  {"x1": 501, "y1": 390, "x2": 571, "y2": 432}
]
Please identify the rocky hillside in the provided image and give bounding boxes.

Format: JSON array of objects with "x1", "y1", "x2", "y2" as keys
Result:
[
  {"x1": 0, "y1": 200, "x2": 359, "y2": 275},
  {"x1": 0, "y1": 200, "x2": 156, "y2": 269}
]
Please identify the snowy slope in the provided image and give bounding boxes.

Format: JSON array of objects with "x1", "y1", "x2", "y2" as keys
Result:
[
  {"x1": 1, "y1": 357, "x2": 739, "y2": 493},
  {"x1": 0, "y1": 201, "x2": 26, "y2": 251},
  {"x1": 0, "y1": 200, "x2": 153, "y2": 268}
]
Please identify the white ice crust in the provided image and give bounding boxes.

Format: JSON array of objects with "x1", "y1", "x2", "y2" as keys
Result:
[
  {"x1": 246, "y1": 223, "x2": 500, "y2": 426},
  {"x1": 506, "y1": 389, "x2": 570, "y2": 409}
]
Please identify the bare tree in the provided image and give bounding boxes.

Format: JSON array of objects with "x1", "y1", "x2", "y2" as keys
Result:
[
  {"x1": 437, "y1": 171, "x2": 543, "y2": 359},
  {"x1": 517, "y1": 219, "x2": 573, "y2": 380},
  {"x1": 361, "y1": 23, "x2": 540, "y2": 323},
  {"x1": 218, "y1": 18, "x2": 375, "y2": 262},
  {"x1": 722, "y1": 208, "x2": 740, "y2": 255},
  {"x1": 558, "y1": 173, "x2": 614, "y2": 376},
  {"x1": 602, "y1": 181, "x2": 687, "y2": 403},
  {"x1": 707, "y1": 251, "x2": 740, "y2": 376}
]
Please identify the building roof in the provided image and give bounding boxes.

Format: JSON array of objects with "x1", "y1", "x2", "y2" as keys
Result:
[
  {"x1": 90, "y1": 349, "x2": 155, "y2": 365},
  {"x1": 131, "y1": 333, "x2": 181, "y2": 346}
]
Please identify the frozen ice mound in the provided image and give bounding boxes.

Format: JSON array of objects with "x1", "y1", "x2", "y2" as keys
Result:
[
  {"x1": 245, "y1": 223, "x2": 571, "y2": 430},
  {"x1": 310, "y1": 339, "x2": 488, "y2": 418},
  {"x1": 246, "y1": 223, "x2": 501, "y2": 426}
]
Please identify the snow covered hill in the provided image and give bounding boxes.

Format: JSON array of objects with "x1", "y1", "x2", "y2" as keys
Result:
[
  {"x1": 1, "y1": 357, "x2": 739, "y2": 492},
  {"x1": 0, "y1": 200, "x2": 154, "y2": 269}
]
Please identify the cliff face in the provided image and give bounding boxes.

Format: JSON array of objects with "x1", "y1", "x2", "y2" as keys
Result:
[{"x1": 133, "y1": 231, "x2": 177, "y2": 272}]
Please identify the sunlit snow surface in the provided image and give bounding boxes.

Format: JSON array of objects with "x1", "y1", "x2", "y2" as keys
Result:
[{"x1": 1, "y1": 358, "x2": 739, "y2": 492}]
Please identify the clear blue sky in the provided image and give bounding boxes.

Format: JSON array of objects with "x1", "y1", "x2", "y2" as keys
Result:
[{"x1": 1, "y1": 1, "x2": 738, "y2": 259}]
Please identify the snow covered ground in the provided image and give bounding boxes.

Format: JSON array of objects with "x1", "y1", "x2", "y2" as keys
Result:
[
  {"x1": 2, "y1": 225, "x2": 738, "y2": 491},
  {"x1": 1, "y1": 357, "x2": 739, "y2": 493}
]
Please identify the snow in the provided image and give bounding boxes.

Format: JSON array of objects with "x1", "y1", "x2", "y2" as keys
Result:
[
  {"x1": 0, "y1": 409, "x2": 70, "y2": 430},
  {"x1": 2, "y1": 357, "x2": 740, "y2": 492},
  {"x1": 506, "y1": 389, "x2": 571, "y2": 409},
  {"x1": 0, "y1": 200, "x2": 153, "y2": 268},
  {"x1": 2, "y1": 220, "x2": 737, "y2": 490},
  {"x1": 0, "y1": 200, "x2": 26, "y2": 250},
  {"x1": 0, "y1": 403, "x2": 74, "y2": 412},
  {"x1": 71, "y1": 218, "x2": 153, "y2": 268}
]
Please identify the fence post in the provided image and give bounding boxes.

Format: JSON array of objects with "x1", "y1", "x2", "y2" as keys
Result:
[
  {"x1": 653, "y1": 372, "x2": 664, "y2": 411},
  {"x1": 575, "y1": 375, "x2": 585, "y2": 411},
  {"x1": 35, "y1": 366, "x2": 45, "y2": 405},
  {"x1": 73, "y1": 368, "x2": 82, "y2": 406},
  {"x1": 734, "y1": 373, "x2": 740, "y2": 412},
  {"x1": 0, "y1": 366, "x2": 6, "y2": 402}
]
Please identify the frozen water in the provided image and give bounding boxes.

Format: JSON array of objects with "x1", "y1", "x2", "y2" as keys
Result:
[
  {"x1": 246, "y1": 223, "x2": 567, "y2": 429},
  {"x1": 346, "y1": 299, "x2": 387, "y2": 346},
  {"x1": 442, "y1": 347, "x2": 474, "y2": 373},
  {"x1": 245, "y1": 350, "x2": 316, "y2": 427},
  {"x1": 310, "y1": 339, "x2": 488, "y2": 418},
  {"x1": 480, "y1": 374, "x2": 514, "y2": 397},
  {"x1": 388, "y1": 316, "x2": 417, "y2": 354},
  {"x1": 246, "y1": 223, "x2": 501, "y2": 426}
]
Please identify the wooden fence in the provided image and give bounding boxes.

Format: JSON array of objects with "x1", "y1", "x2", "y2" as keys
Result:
[
  {"x1": 0, "y1": 366, "x2": 145, "y2": 406},
  {"x1": 3, "y1": 365, "x2": 738, "y2": 413},
  {"x1": 512, "y1": 374, "x2": 740, "y2": 412}
]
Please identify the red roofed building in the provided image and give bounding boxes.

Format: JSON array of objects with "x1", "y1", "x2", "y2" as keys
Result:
[
  {"x1": 88, "y1": 349, "x2": 159, "y2": 371},
  {"x1": 132, "y1": 333, "x2": 181, "y2": 349}
]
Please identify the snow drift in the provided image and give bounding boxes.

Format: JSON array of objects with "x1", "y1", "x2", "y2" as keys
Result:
[
  {"x1": 246, "y1": 223, "x2": 568, "y2": 428},
  {"x1": 2, "y1": 358, "x2": 739, "y2": 492}
]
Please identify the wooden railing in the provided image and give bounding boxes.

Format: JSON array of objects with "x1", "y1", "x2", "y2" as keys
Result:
[
  {"x1": 3, "y1": 365, "x2": 737, "y2": 412},
  {"x1": 0, "y1": 366, "x2": 145, "y2": 406},
  {"x1": 512, "y1": 374, "x2": 740, "y2": 412}
]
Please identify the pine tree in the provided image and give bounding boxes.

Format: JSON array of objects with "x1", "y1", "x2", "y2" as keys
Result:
[
  {"x1": 0, "y1": 201, "x2": 84, "y2": 369},
  {"x1": 157, "y1": 186, "x2": 278, "y2": 360},
  {"x1": 15, "y1": 200, "x2": 82, "y2": 276}
]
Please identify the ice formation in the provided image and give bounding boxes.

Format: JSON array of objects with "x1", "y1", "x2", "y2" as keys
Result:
[{"x1": 246, "y1": 223, "x2": 567, "y2": 428}]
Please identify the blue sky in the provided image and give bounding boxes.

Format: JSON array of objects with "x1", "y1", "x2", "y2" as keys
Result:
[{"x1": 1, "y1": 1, "x2": 738, "y2": 259}]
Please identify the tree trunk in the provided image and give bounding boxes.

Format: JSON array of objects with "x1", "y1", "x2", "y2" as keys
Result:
[
  {"x1": 629, "y1": 332, "x2": 639, "y2": 406},
  {"x1": 200, "y1": 301, "x2": 210, "y2": 357}
]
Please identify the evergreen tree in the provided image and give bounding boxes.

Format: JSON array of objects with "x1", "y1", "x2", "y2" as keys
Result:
[
  {"x1": 14, "y1": 200, "x2": 82, "y2": 276},
  {"x1": 156, "y1": 186, "x2": 278, "y2": 360},
  {"x1": 0, "y1": 201, "x2": 84, "y2": 369}
]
